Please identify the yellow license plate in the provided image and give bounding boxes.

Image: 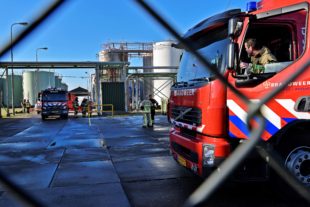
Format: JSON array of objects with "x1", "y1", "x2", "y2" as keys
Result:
[{"x1": 177, "y1": 155, "x2": 186, "y2": 167}]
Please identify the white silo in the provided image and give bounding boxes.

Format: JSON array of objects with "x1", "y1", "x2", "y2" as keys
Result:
[
  {"x1": 23, "y1": 71, "x2": 36, "y2": 105},
  {"x1": 153, "y1": 40, "x2": 183, "y2": 104},
  {"x1": 23, "y1": 71, "x2": 55, "y2": 105}
]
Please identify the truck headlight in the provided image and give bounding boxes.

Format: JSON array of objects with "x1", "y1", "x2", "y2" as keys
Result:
[{"x1": 203, "y1": 144, "x2": 215, "y2": 166}]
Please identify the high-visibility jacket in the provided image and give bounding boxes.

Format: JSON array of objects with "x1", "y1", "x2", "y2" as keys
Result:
[
  {"x1": 73, "y1": 100, "x2": 79, "y2": 109},
  {"x1": 140, "y1": 99, "x2": 152, "y2": 113}
]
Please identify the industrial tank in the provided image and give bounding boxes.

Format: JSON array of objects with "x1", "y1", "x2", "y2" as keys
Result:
[
  {"x1": 0, "y1": 78, "x2": 4, "y2": 106},
  {"x1": 38, "y1": 71, "x2": 55, "y2": 90},
  {"x1": 99, "y1": 48, "x2": 128, "y2": 62},
  {"x1": 99, "y1": 48, "x2": 128, "y2": 82},
  {"x1": 3, "y1": 75, "x2": 23, "y2": 107},
  {"x1": 23, "y1": 71, "x2": 55, "y2": 105},
  {"x1": 153, "y1": 40, "x2": 183, "y2": 104},
  {"x1": 55, "y1": 76, "x2": 62, "y2": 88}
]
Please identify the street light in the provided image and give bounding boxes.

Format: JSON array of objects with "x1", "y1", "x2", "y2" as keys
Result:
[
  {"x1": 35, "y1": 47, "x2": 48, "y2": 99},
  {"x1": 85, "y1": 72, "x2": 89, "y2": 94},
  {"x1": 85, "y1": 72, "x2": 93, "y2": 99},
  {"x1": 36, "y1": 47, "x2": 48, "y2": 62},
  {"x1": 10, "y1": 22, "x2": 28, "y2": 115}
]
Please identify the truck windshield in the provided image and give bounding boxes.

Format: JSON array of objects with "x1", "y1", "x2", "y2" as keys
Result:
[
  {"x1": 177, "y1": 33, "x2": 229, "y2": 83},
  {"x1": 42, "y1": 93, "x2": 67, "y2": 101}
]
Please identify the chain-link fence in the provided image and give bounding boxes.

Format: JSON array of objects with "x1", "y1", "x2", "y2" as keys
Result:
[
  {"x1": 0, "y1": 0, "x2": 309, "y2": 206},
  {"x1": 134, "y1": 0, "x2": 310, "y2": 206}
]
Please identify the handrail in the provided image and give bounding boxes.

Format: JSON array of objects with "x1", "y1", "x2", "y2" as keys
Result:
[{"x1": 92, "y1": 103, "x2": 114, "y2": 117}]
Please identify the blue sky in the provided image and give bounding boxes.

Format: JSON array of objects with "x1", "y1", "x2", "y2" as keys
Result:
[{"x1": 0, "y1": 0, "x2": 251, "y2": 90}]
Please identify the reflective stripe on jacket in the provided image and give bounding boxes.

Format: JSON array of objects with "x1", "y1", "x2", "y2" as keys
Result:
[{"x1": 140, "y1": 100, "x2": 153, "y2": 113}]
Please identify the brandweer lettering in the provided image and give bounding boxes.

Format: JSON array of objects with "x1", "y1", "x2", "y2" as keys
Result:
[
  {"x1": 263, "y1": 80, "x2": 310, "y2": 89},
  {"x1": 174, "y1": 89, "x2": 196, "y2": 96}
]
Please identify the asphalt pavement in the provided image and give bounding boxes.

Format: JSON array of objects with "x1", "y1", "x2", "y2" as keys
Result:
[
  {"x1": 0, "y1": 113, "x2": 200, "y2": 207},
  {"x1": 0, "y1": 113, "x2": 307, "y2": 207}
]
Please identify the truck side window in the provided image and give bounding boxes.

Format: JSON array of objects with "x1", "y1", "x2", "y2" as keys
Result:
[{"x1": 239, "y1": 9, "x2": 307, "y2": 76}]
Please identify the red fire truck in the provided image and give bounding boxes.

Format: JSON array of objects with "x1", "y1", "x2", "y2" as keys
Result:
[
  {"x1": 36, "y1": 91, "x2": 77, "y2": 115},
  {"x1": 169, "y1": 0, "x2": 310, "y2": 187}
]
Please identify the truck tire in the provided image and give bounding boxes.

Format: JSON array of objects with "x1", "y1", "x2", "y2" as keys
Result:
[
  {"x1": 273, "y1": 128, "x2": 310, "y2": 202},
  {"x1": 41, "y1": 115, "x2": 46, "y2": 120}
]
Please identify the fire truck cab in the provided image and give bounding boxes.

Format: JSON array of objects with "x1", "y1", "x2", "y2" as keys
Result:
[
  {"x1": 169, "y1": 0, "x2": 310, "y2": 187},
  {"x1": 41, "y1": 88, "x2": 69, "y2": 120}
]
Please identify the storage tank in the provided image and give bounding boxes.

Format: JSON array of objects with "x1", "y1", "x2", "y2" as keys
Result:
[
  {"x1": 23, "y1": 71, "x2": 55, "y2": 105},
  {"x1": 99, "y1": 48, "x2": 128, "y2": 82},
  {"x1": 153, "y1": 40, "x2": 183, "y2": 104},
  {"x1": 39, "y1": 71, "x2": 55, "y2": 90},
  {"x1": 0, "y1": 78, "x2": 4, "y2": 106},
  {"x1": 99, "y1": 48, "x2": 128, "y2": 62},
  {"x1": 3, "y1": 75, "x2": 23, "y2": 107},
  {"x1": 55, "y1": 76, "x2": 62, "y2": 88}
]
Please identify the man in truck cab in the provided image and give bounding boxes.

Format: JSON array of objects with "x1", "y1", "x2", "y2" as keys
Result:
[{"x1": 240, "y1": 38, "x2": 277, "y2": 74}]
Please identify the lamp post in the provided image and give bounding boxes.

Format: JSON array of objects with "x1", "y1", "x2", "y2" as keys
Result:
[
  {"x1": 35, "y1": 47, "x2": 48, "y2": 99},
  {"x1": 10, "y1": 22, "x2": 28, "y2": 115},
  {"x1": 85, "y1": 72, "x2": 89, "y2": 96},
  {"x1": 5, "y1": 67, "x2": 10, "y2": 117},
  {"x1": 36, "y1": 47, "x2": 48, "y2": 62}
]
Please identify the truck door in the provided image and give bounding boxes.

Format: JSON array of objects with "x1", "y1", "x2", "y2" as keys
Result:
[{"x1": 227, "y1": 3, "x2": 308, "y2": 140}]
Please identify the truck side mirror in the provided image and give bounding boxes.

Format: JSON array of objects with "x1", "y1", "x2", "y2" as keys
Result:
[
  {"x1": 227, "y1": 42, "x2": 236, "y2": 70},
  {"x1": 228, "y1": 18, "x2": 243, "y2": 37}
]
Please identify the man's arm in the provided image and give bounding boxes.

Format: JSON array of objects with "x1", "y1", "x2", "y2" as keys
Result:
[{"x1": 151, "y1": 98, "x2": 159, "y2": 107}]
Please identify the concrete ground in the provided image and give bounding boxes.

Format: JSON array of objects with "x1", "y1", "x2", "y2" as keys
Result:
[
  {"x1": 0, "y1": 113, "x2": 200, "y2": 207},
  {"x1": 0, "y1": 113, "x2": 307, "y2": 207}
]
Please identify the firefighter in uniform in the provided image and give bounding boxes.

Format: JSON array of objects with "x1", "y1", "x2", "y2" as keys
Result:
[
  {"x1": 140, "y1": 97, "x2": 153, "y2": 128},
  {"x1": 73, "y1": 97, "x2": 79, "y2": 117},
  {"x1": 81, "y1": 98, "x2": 89, "y2": 118},
  {"x1": 240, "y1": 38, "x2": 277, "y2": 74},
  {"x1": 21, "y1": 99, "x2": 26, "y2": 113},
  {"x1": 149, "y1": 94, "x2": 159, "y2": 124},
  {"x1": 88, "y1": 100, "x2": 93, "y2": 117},
  {"x1": 25, "y1": 99, "x2": 31, "y2": 113}
]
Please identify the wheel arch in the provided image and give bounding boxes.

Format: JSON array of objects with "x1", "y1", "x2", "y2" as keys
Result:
[{"x1": 270, "y1": 120, "x2": 310, "y2": 149}]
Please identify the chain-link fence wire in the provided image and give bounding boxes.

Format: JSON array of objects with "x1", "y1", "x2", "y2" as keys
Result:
[
  {"x1": 134, "y1": 0, "x2": 310, "y2": 206},
  {"x1": 0, "y1": 1, "x2": 65, "y2": 206},
  {"x1": 0, "y1": 0, "x2": 309, "y2": 206}
]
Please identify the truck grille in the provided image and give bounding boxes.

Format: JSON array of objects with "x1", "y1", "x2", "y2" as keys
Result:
[
  {"x1": 171, "y1": 106, "x2": 202, "y2": 125},
  {"x1": 46, "y1": 106, "x2": 63, "y2": 110}
]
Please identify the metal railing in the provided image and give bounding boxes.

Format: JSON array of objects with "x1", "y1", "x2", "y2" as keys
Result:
[{"x1": 92, "y1": 104, "x2": 114, "y2": 117}]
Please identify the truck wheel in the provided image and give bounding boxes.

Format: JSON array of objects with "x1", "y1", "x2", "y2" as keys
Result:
[
  {"x1": 285, "y1": 146, "x2": 310, "y2": 185},
  {"x1": 274, "y1": 130, "x2": 310, "y2": 201},
  {"x1": 41, "y1": 115, "x2": 46, "y2": 120}
]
